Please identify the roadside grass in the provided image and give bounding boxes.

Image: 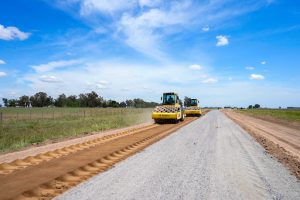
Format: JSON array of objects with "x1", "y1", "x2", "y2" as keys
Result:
[
  {"x1": 237, "y1": 109, "x2": 300, "y2": 123},
  {"x1": 0, "y1": 108, "x2": 153, "y2": 153}
]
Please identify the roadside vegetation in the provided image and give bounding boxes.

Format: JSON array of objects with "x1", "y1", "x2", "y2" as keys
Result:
[
  {"x1": 237, "y1": 109, "x2": 300, "y2": 123},
  {"x1": 1, "y1": 91, "x2": 159, "y2": 108},
  {"x1": 0, "y1": 108, "x2": 153, "y2": 153}
]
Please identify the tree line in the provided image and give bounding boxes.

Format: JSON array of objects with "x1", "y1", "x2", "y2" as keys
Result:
[{"x1": 1, "y1": 91, "x2": 159, "y2": 108}]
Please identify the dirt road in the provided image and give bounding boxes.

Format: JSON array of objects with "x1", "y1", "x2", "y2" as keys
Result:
[
  {"x1": 224, "y1": 110, "x2": 300, "y2": 178},
  {"x1": 57, "y1": 111, "x2": 300, "y2": 200}
]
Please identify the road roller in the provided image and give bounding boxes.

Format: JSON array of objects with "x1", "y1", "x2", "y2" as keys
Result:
[
  {"x1": 184, "y1": 98, "x2": 202, "y2": 117},
  {"x1": 152, "y1": 92, "x2": 185, "y2": 124}
]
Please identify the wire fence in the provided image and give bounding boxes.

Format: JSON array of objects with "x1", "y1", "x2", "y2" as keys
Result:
[{"x1": 0, "y1": 108, "x2": 152, "y2": 124}]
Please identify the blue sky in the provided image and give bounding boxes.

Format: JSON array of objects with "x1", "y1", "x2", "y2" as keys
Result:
[{"x1": 0, "y1": 0, "x2": 300, "y2": 107}]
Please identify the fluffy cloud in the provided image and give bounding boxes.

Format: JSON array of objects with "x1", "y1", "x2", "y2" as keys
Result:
[
  {"x1": 245, "y1": 66, "x2": 255, "y2": 70},
  {"x1": 79, "y1": 0, "x2": 136, "y2": 15},
  {"x1": 250, "y1": 74, "x2": 264, "y2": 80},
  {"x1": 261, "y1": 61, "x2": 267, "y2": 65},
  {"x1": 0, "y1": 24, "x2": 30, "y2": 41},
  {"x1": 202, "y1": 78, "x2": 218, "y2": 84},
  {"x1": 202, "y1": 26, "x2": 210, "y2": 32},
  {"x1": 189, "y1": 64, "x2": 203, "y2": 70},
  {"x1": 118, "y1": 4, "x2": 190, "y2": 59},
  {"x1": 0, "y1": 72, "x2": 7, "y2": 77},
  {"x1": 39, "y1": 75, "x2": 62, "y2": 83},
  {"x1": 216, "y1": 35, "x2": 229, "y2": 46},
  {"x1": 31, "y1": 59, "x2": 83, "y2": 73},
  {"x1": 53, "y1": 0, "x2": 271, "y2": 59},
  {"x1": 139, "y1": 0, "x2": 161, "y2": 8},
  {"x1": 0, "y1": 59, "x2": 5, "y2": 64}
]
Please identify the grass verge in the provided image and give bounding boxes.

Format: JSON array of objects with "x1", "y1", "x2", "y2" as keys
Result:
[{"x1": 0, "y1": 108, "x2": 152, "y2": 153}]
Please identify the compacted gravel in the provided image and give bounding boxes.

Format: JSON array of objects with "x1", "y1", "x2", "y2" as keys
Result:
[{"x1": 56, "y1": 111, "x2": 300, "y2": 200}]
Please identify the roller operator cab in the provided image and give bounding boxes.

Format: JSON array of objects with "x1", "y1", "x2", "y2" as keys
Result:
[
  {"x1": 152, "y1": 92, "x2": 185, "y2": 124},
  {"x1": 185, "y1": 98, "x2": 202, "y2": 117}
]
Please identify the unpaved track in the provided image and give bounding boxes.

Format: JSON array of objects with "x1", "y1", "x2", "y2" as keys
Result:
[
  {"x1": 57, "y1": 111, "x2": 300, "y2": 200},
  {"x1": 0, "y1": 118, "x2": 196, "y2": 199},
  {"x1": 224, "y1": 110, "x2": 300, "y2": 159}
]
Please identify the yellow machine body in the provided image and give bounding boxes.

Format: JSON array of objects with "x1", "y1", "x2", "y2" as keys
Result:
[
  {"x1": 184, "y1": 99, "x2": 202, "y2": 117},
  {"x1": 152, "y1": 92, "x2": 184, "y2": 123}
]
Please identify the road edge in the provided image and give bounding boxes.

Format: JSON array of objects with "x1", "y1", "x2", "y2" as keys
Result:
[{"x1": 223, "y1": 110, "x2": 300, "y2": 179}]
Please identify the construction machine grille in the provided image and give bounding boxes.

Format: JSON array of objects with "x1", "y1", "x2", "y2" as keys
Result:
[{"x1": 154, "y1": 106, "x2": 180, "y2": 113}]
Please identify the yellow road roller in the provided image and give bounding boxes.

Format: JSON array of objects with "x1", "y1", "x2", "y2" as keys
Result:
[
  {"x1": 152, "y1": 92, "x2": 185, "y2": 123},
  {"x1": 184, "y1": 98, "x2": 202, "y2": 117}
]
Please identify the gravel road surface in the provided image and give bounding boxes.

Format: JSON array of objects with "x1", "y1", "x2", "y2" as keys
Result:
[{"x1": 56, "y1": 111, "x2": 300, "y2": 200}]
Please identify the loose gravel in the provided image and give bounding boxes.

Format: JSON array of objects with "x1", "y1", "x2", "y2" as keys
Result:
[{"x1": 56, "y1": 111, "x2": 300, "y2": 200}]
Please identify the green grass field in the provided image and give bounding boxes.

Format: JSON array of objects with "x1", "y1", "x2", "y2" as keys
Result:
[
  {"x1": 0, "y1": 108, "x2": 153, "y2": 153},
  {"x1": 237, "y1": 109, "x2": 300, "y2": 123}
]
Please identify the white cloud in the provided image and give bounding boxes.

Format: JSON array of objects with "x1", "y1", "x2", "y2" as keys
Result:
[
  {"x1": 261, "y1": 61, "x2": 267, "y2": 65},
  {"x1": 79, "y1": 0, "x2": 136, "y2": 15},
  {"x1": 31, "y1": 59, "x2": 83, "y2": 73},
  {"x1": 98, "y1": 80, "x2": 108, "y2": 85},
  {"x1": 0, "y1": 24, "x2": 30, "y2": 41},
  {"x1": 202, "y1": 26, "x2": 210, "y2": 32},
  {"x1": 228, "y1": 77, "x2": 233, "y2": 81},
  {"x1": 189, "y1": 64, "x2": 203, "y2": 70},
  {"x1": 245, "y1": 66, "x2": 255, "y2": 70},
  {"x1": 96, "y1": 83, "x2": 107, "y2": 89},
  {"x1": 216, "y1": 35, "x2": 229, "y2": 46},
  {"x1": 118, "y1": 5, "x2": 190, "y2": 59},
  {"x1": 139, "y1": 0, "x2": 161, "y2": 8},
  {"x1": 53, "y1": 1, "x2": 271, "y2": 60},
  {"x1": 121, "y1": 87, "x2": 130, "y2": 91},
  {"x1": 39, "y1": 75, "x2": 62, "y2": 83},
  {"x1": 0, "y1": 72, "x2": 7, "y2": 77},
  {"x1": 202, "y1": 78, "x2": 218, "y2": 84},
  {"x1": 0, "y1": 59, "x2": 5, "y2": 64},
  {"x1": 250, "y1": 74, "x2": 265, "y2": 80}
]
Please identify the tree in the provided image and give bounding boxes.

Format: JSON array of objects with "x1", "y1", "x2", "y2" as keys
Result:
[
  {"x1": 30, "y1": 92, "x2": 52, "y2": 107},
  {"x1": 7, "y1": 99, "x2": 18, "y2": 107},
  {"x1": 133, "y1": 98, "x2": 146, "y2": 108},
  {"x1": 248, "y1": 105, "x2": 253, "y2": 109},
  {"x1": 107, "y1": 100, "x2": 119, "y2": 107},
  {"x1": 19, "y1": 95, "x2": 30, "y2": 107},
  {"x1": 66, "y1": 95, "x2": 80, "y2": 107},
  {"x1": 184, "y1": 96, "x2": 191, "y2": 107},
  {"x1": 54, "y1": 94, "x2": 67, "y2": 107},
  {"x1": 79, "y1": 93, "x2": 88, "y2": 107},
  {"x1": 2, "y1": 98, "x2": 8, "y2": 107},
  {"x1": 254, "y1": 104, "x2": 260, "y2": 109},
  {"x1": 120, "y1": 101, "x2": 127, "y2": 107},
  {"x1": 125, "y1": 99, "x2": 134, "y2": 107}
]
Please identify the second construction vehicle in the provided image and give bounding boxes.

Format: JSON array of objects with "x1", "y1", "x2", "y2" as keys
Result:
[
  {"x1": 152, "y1": 92, "x2": 185, "y2": 123},
  {"x1": 185, "y1": 98, "x2": 202, "y2": 117}
]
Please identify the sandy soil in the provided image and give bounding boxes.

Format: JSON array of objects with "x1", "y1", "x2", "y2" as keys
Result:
[
  {"x1": 0, "y1": 118, "x2": 196, "y2": 199},
  {"x1": 0, "y1": 122, "x2": 152, "y2": 163},
  {"x1": 224, "y1": 109, "x2": 300, "y2": 179}
]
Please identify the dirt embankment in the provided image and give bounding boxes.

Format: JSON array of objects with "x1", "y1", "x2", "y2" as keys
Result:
[
  {"x1": 223, "y1": 110, "x2": 300, "y2": 179},
  {"x1": 0, "y1": 117, "x2": 197, "y2": 200}
]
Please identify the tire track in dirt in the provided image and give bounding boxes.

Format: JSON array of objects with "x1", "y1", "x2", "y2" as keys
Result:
[
  {"x1": 0, "y1": 118, "x2": 197, "y2": 200},
  {"x1": 0, "y1": 124, "x2": 158, "y2": 175}
]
